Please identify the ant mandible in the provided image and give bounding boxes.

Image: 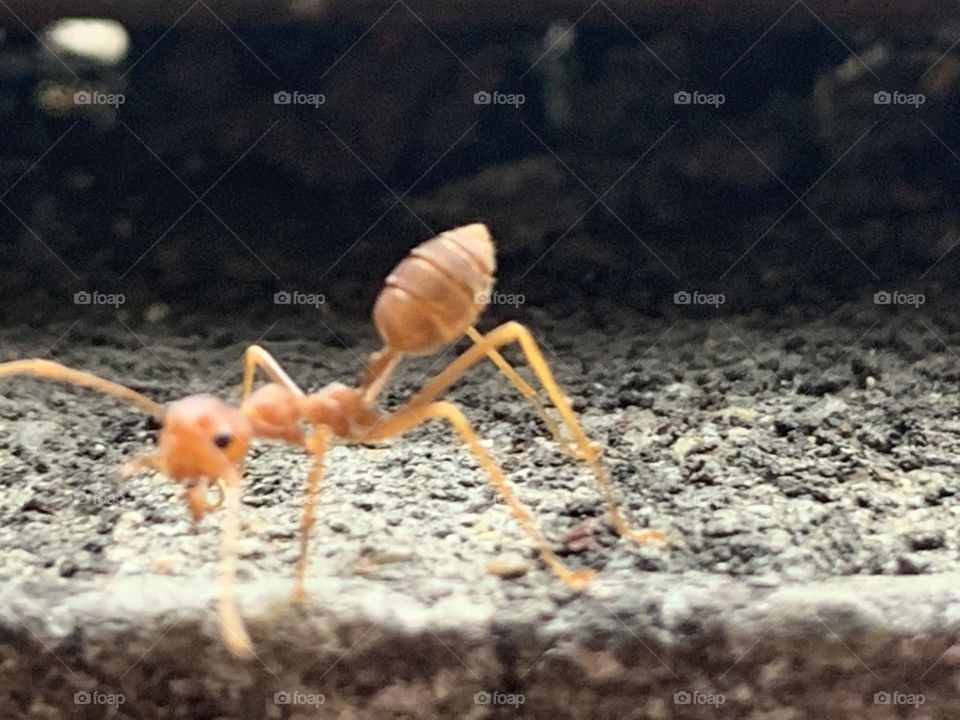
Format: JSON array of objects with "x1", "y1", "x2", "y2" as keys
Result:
[{"x1": 0, "y1": 223, "x2": 665, "y2": 658}]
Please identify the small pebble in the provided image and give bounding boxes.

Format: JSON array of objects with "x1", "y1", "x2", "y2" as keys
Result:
[
  {"x1": 896, "y1": 554, "x2": 930, "y2": 575},
  {"x1": 485, "y1": 554, "x2": 529, "y2": 579},
  {"x1": 904, "y1": 529, "x2": 945, "y2": 552}
]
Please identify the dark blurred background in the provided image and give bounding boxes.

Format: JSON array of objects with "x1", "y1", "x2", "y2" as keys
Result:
[{"x1": 0, "y1": 0, "x2": 959, "y2": 329}]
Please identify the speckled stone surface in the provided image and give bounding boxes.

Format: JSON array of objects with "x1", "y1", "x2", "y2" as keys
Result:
[{"x1": 1, "y1": 306, "x2": 960, "y2": 718}]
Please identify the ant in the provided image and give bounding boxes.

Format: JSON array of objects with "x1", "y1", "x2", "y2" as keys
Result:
[{"x1": 0, "y1": 223, "x2": 666, "y2": 658}]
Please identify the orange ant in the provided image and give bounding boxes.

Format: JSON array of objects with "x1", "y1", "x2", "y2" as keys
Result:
[{"x1": 0, "y1": 223, "x2": 666, "y2": 658}]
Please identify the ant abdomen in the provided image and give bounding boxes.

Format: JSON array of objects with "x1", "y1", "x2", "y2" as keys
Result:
[{"x1": 373, "y1": 223, "x2": 496, "y2": 356}]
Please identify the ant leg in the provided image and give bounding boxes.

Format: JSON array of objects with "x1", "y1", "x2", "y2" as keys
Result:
[
  {"x1": 360, "y1": 348, "x2": 402, "y2": 405},
  {"x1": 408, "y1": 322, "x2": 666, "y2": 544},
  {"x1": 360, "y1": 401, "x2": 596, "y2": 589},
  {"x1": 292, "y1": 427, "x2": 331, "y2": 603},
  {"x1": 465, "y1": 327, "x2": 584, "y2": 461},
  {"x1": 241, "y1": 345, "x2": 304, "y2": 401},
  {"x1": 120, "y1": 455, "x2": 225, "y2": 523},
  {"x1": 118, "y1": 451, "x2": 163, "y2": 479},
  {"x1": 0, "y1": 359, "x2": 255, "y2": 653},
  {"x1": 208, "y1": 479, "x2": 226, "y2": 512},
  {"x1": 0, "y1": 359, "x2": 165, "y2": 419},
  {"x1": 184, "y1": 479, "x2": 226, "y2": 523},
  {"x1": 216, "y1": 468, "x2": 253, "y2": 658}
]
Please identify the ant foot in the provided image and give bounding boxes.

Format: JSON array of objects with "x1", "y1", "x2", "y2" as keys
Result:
[
  {"x1": 219, "y1": 619, "x2": 254, "y2": 660},
  {"x1": 625, "y1": 528, "x2": 668, "y2": 544},
  {"x1": 117, "y1": 452, "x2": 158, "y2": 480},
  {"x1": 225, "y1": 634, "x2": 254, "y2": 660},
  {"x1": 563, "y1": 445, "x2": 591, "y2": 462},
  {"x1": 117, "y1": 460, "x2": 140, "y2": 479},
  {"x1": 556, "y1": 439, "x2": 602, "y2": 463},
  {"x1": 290, "y1": 584, "x2": 307, "y2": 604},
  {"x1": 561, "y1": 567, "x2": 598, "y2": 590}
]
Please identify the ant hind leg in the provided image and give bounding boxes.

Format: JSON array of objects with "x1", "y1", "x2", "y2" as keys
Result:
[
  {"x1": 360, "y1": 400, "x2": 596, "y2": 590},
  {"x1": 465, "y1": 327, "x2": 586, "y2": 461},
  {"x1": 410, "y1": 323, "x2": 667, "y2": 545}
]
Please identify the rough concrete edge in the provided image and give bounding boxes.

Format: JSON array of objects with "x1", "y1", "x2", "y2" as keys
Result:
[{"x1": 2, "y1": 573, "x2": 960, "y2": 717}]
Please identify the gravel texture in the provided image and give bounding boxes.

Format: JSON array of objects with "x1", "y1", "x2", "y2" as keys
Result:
[{"x1": 1, "y1": 303, "x2": 960, "y2": 718}]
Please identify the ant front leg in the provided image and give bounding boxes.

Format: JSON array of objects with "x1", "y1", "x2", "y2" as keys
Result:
[
  {"x1": 359, "y1": 401, "x2": 596, "y2": 590},
  {"x1": 127, "y1": 462, "x2": 253, "y2": 657},
  {"x1": 216, "y1": 468, "x2": 254, "y2": 658},
  {"x1": 241, "y1": 345, "x2": 305, "y2": 401},
  {"x1": 119, "y1": 454, "x2": 226, "y2": 524},
  {"x1": 409, "y1": 322, "x2": 666, "y2": 545},
  {"x1": 0, "y1": 359, "x2": 165, "y2": 419}
]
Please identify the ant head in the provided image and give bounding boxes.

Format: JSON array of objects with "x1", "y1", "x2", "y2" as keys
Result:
[{"x1": 156, "y1": 395, "x2": 252, "y2": 481}]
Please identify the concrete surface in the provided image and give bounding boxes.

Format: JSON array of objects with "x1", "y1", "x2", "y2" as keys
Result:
[{"x1": 2, "y1": 305, "x2": 960, "y2": 718}]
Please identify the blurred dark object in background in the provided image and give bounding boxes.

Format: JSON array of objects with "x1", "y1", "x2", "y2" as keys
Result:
[{"x1": 0, "y1": 2, "x2": 958, "y2": 326}]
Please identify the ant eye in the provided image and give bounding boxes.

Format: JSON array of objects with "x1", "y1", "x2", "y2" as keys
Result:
[{"x1": 213, "y1": 433, "x2": 233, "y2": 449}]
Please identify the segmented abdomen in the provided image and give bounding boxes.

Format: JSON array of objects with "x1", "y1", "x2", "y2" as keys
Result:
[{"x1": 373, "y1": 223, "x2": 496, "y2": 355}]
